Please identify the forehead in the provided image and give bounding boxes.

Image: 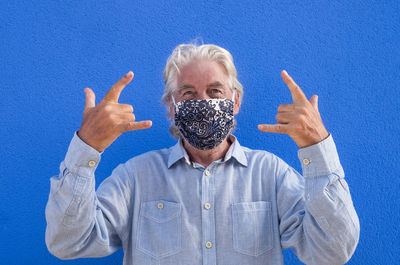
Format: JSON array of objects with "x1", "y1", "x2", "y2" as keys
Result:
[{"x1": 177, "y1": 59, "x2": 228, "y2": 85}]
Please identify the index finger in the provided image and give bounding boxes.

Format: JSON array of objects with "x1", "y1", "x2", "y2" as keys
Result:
[
  {"x1": 281, "y1": 70, "x2": 307, "y2": 103},
  {"x1": 102, "y1": 71, "x2": 134, "y2": 103}
]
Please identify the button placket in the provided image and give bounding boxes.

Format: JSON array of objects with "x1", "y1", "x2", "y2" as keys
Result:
[{"x1": 201, "y1": 166, "x2": 217, "y2": 263}]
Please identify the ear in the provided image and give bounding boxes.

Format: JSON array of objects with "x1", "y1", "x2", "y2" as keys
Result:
[
  {"x1": 169, "y1": 94, "x2": 175, "y2": 119},
  {"x1": 233, "y1": 91, "x2": 240, "y2": 115}
]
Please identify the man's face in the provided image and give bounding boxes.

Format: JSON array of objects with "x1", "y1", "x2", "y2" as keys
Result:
[{"x1": 169, "y1": 59, "x2": 240, "y2": 117}]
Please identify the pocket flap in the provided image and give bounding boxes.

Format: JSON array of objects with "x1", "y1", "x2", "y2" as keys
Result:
[
  {"x1": 232, "y1": 201, "x2": 271, "y2": 212},
  {"x1": 140, "y1": 200, "x2": 181, "y2": 223}
]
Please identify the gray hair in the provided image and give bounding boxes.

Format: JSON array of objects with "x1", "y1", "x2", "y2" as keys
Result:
[{"x1": 162, "y1": 43, "x2": 243, "y2": 138}]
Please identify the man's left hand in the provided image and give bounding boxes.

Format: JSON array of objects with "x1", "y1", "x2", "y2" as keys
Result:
[{"x1": 258, "y1": 70, "x2": 329, "y2": 148}]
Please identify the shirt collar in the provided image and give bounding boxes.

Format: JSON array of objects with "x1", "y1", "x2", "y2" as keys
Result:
[
  {"x1": 167, "y1": 138, "x2": 192, "y2": 168},
  {"x1": 223, "y1": 135, "x2": 248, "y2": 167},
  {"x1": 167, "y1": 135, "x2": 248, "y2": 168}
]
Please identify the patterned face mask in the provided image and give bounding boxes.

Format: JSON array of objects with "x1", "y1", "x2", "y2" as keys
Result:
[{"x1": 172, "y1": 91, "x2": 236, "y2": 150}]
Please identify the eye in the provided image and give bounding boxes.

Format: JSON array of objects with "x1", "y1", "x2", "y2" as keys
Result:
[
  {"x1": 211, "y1": 88, "x2": 222, "y2": 94},
  {"x1": 183, "y1": 90, "x2": 193, "y2": 96}
]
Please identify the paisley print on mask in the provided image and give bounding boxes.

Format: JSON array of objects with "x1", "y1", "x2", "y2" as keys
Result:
[{"x1": 174, "y1": 98, "x2": 234, "y2": 150}]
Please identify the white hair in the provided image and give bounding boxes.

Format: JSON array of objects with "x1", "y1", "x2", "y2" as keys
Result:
[{"x1": 162, "y1": 43, "x2": 243, "y2": 138}]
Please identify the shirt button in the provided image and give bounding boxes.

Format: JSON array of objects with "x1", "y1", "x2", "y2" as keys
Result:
[
  {"x1": 76, "y1": 197, "x2": 81, "y2": 202},
  {"x1": 204, "y1": 203, "x2": 211, "y2": 210},
  {"x1": 157, "y1": 202, "x2": 164, "y2": 210},
  {"x1": 205, "y1": 241, "x2": 213, "y2": 248},
  {"x1": 88, "y1": 160, "x2": 97, "y2": 167},
  {"x1": 303, "y1": 158, "x2": 311, "y2": 165},
  {"x1": 205, "y1": 170, "x2": 210, "y2": 176}
]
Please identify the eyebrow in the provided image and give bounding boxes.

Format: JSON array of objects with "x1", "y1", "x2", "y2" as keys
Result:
[
  {"x1": 208, "y1": 82, "x2": 224, "y2": 87},
  {"x1": 178, "y1": 84, "x2": 195, "y2": 92}
]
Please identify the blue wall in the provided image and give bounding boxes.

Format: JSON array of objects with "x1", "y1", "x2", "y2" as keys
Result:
[{"x1": 1, "y1": 1, "x2": 399, "y2": 264}]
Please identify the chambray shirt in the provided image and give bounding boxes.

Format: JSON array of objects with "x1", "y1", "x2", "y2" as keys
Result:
[{"x1": 45, "y1": 133, "x2": 359, "y2": 265}]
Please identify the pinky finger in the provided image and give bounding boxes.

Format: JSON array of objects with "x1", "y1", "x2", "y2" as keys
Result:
[
  {"x1": 258, "y1": 124, "x2": 290, "y2": 134},
  {"x1": 126, "y1": 120, "x2": 153, "y2": 131}
]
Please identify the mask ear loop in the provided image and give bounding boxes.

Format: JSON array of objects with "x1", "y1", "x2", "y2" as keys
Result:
[
  {"x1": 171, "y1": 93, "x2": 177, "y2": 106},
  {"x1": 170, "y1": 94, "x2": 178, "y2": 129}
]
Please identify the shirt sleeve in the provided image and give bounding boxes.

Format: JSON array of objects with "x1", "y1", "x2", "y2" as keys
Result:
[
  {"x1": 45, "y1": 133, "x2": 134, "y2": 259},
  {"x1": 277, "y1": 135, "x2": 360, "y2": 265}
]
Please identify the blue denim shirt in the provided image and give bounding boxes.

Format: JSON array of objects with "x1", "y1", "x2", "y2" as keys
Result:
[{"x1": 45, "y1": 133, "x2": 359, "y2": 265}]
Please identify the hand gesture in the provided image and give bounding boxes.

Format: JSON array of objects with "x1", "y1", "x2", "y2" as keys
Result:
[
  {"x1": 78, "y1": 72, "x2": 152, "y2": 152},
  {"x1": 258, "y1": 70, "x2": 329, "y2": 148}
]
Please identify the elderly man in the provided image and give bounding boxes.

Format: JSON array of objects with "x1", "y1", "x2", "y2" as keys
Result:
[{"x1": 46, "y1": 44, "x2": 359, "y2": 265}]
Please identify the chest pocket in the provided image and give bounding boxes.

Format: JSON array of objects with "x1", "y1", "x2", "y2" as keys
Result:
[
  {"x1": 136, "y1": 200, "x2": 182, "y2": 259},
  {"x1": 232, "y1": 201, "x2": 273, "y2": 256}
]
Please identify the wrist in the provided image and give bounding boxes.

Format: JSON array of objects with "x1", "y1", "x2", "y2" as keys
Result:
[{"x1": 77, "y1": 130, "x2": 104, "y2": 153}]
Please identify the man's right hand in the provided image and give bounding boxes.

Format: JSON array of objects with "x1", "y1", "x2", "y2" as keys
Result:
[{"x1": 77, "y1": 71, "x2": 152, "y2": 152}]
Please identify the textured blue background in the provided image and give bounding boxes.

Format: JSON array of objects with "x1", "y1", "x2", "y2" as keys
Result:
[{"x1": 1, "y1": 1, "x2": 399, "y2": 264}]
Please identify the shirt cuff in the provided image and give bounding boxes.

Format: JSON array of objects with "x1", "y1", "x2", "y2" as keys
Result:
[
  {"x1": 297, "y1": 135, "x2": 342, "y2": 178},
  {"x1": 64, "y1": 132, "x2": 102, "y2": 177}
]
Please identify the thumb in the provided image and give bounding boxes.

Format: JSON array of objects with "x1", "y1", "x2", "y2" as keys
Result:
[
  {"x1": 309, "y1": 95, "x2": 319, "y2": 111},
  {"x1": 84, "y1": 88, "x2": 96, "y2": 109}
]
